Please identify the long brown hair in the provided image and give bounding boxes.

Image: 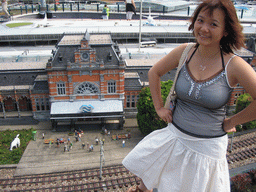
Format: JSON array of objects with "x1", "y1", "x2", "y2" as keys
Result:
[{"x1": 188, "y1": 0, "x2": 245, "y2": 53}]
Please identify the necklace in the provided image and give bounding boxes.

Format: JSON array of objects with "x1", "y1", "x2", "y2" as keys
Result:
[{"x1": 198, "y1": 48, "x2": 220, "y2": 72}]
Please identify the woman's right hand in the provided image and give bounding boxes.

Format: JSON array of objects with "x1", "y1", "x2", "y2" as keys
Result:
[{"x1": 156, "y1": 107, "x2": 173, "y2": 123}]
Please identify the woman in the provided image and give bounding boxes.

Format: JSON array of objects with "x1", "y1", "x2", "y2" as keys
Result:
[
  {"x1": 125, "y1": 0, "x2": 136, "y2": 21},
  {"x1": 122, "y1": 0, "x2": 256, "y2": 191}
]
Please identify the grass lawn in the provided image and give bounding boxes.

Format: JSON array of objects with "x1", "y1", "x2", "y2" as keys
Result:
[
  {"x1": 0, "y1": 128, "x2": 35, "y2": 164},
  {"x1": 6, "y1": 22, "x2": 33, "y2": 28}
]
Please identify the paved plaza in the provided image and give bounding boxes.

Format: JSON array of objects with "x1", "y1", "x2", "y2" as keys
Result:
[{"x1": 1, "y1": 117, "x2": 144, "y2": 177}]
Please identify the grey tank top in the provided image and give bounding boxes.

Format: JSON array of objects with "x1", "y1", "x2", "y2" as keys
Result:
[{"x1": 172, "y1": 50, "x2": 234, "y2": 138}]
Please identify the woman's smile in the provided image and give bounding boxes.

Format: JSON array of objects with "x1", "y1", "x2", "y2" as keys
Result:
[{"x1": 194, "y1": 8, "x2": 226, "y2": 47}]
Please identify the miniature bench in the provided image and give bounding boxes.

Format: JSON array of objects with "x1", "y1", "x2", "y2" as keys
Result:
[
  {"x1": 112, "y1": 133, "x2": 131, "y2": 140},
  {"x1": 44, "y1": 139, "x2": 54, "y2": 144}
]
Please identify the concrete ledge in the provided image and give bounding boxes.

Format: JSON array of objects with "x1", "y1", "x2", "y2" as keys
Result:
[{"x1": 0, "y1": 164, "x2": 17, "y2": 169}]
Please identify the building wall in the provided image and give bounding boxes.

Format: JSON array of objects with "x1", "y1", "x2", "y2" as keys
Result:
[{"x1": 47, "y1": 69, "x2": 125, "y2": 101}]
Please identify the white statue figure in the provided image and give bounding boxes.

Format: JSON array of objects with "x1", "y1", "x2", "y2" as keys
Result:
[{"x1": 10, "y1": 134, "x2": 20, "y2": 151}]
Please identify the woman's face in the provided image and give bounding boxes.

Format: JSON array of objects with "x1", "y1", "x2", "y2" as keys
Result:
[{"x1": 194, "y1": 8, "x2": 227, "y2": 47}]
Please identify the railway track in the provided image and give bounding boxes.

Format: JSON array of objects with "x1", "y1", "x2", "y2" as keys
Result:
[
  {"x1": 227, "y1": 135, "x2": 256, "y2": 169},
  {"x1": 1, "y1": 134, "x2": 255, "y2": 192},
  {"x1": 0, "y1": 165, "x2": 140, "y2": 192}
]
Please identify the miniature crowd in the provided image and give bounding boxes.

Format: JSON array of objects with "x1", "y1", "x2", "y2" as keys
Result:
[{"x1": 42, "y1": 127, "x2": 129, "y2": 153}]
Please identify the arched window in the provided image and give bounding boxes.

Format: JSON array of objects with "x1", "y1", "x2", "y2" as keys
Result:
[{"x1": 74, "y1": 82, "x2": 99, "y2": 95}]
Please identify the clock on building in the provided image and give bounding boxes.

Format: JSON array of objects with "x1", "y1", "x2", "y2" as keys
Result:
[{"x1": 81, "y1": 52, "x2": 89, "y2": 61}]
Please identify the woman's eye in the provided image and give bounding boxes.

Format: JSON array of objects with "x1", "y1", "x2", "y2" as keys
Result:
[{"x1": 211, "y1": 23, "x2": 217, "y2": 27}]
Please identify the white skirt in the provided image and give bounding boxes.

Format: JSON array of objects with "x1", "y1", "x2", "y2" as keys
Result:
[{"x1": 122, "y1": 123, "x2": 230, "y2": 192}]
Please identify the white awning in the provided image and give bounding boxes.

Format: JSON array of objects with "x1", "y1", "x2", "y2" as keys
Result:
[{"x1": 50, "y1": 100, "x2": 123, "y2": 115}]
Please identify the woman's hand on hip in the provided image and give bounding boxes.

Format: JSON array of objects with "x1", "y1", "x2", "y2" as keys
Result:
[
  {"x1": 223, "y1": 118, "x2": 237, "y2": 133},
  {"x1": 156, "y1": 107, "x2": 173, "y2": 123}
]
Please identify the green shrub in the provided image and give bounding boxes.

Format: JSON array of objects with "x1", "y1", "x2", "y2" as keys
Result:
[
  {"x1": 137, "y1": 80, "x2": 173, "y2": 135},
  {"x1": 235, "y1": 93, "x2": 256, "y2": 131}
]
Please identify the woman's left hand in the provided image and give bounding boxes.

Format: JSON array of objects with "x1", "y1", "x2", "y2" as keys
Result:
[{"x1": 222, "y1": 118, "x2": 236, "y2": 133}]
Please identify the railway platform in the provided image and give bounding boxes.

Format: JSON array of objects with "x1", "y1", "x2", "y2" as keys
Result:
[{"x1": 0, "y1": 117, "x2": 143, "y2": 177}]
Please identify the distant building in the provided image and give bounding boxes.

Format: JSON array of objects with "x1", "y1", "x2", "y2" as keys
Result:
[{"x1": 0, "y1": 32, "x2": 254, "y2": 129}]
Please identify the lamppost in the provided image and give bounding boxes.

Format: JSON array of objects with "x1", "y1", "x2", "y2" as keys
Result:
[
  {"x1": 138, "y1": 0, "x2": 142, "y2": 52},
  {"x1": 99, "y1": 139, "x2": 105, "y2": 180}
]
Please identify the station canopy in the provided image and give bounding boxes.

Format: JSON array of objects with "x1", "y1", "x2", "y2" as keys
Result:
[{"x1": 50, "y1": 100, "x2": 123, "y2": 120}]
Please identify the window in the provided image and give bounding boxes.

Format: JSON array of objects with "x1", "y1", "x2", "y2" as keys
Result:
[
  {"x1": 75, "y1": 82, "x2": 99, "y2": 94},
  {"x1": 108, "y1": 81, "x2": 116, "y2": 93},
  {"x1": 46, "y1": 98, "x2": 50, "y2": 110},
  {"x1": 137, "y1": 95, "x2": 140, "y2": 102},
  {"x1": 35, "y1": 98, "x2": 50, "y2": 111},
  {"x1": 57, "y1": 82, "x2": 66, "y2": 95},
  {"x1": 126, "y1": 94, "x2": 139, "y2": 108},
  {"x1": 58, "y1": 54, "x2": 63, "y2": 62},
  {"x1": 126, "y1": 95, "x2": 130, "y2": 108},
  {"x1": 131, "y1": 95, "x2": 135, "y2": 107},
  {"x1": 41, "y1": 98, "x2": 45, "y2": 110},
  {"x1": 107, "y1": 52, "x2": 112, "y2": 61},
  {"x1": 35, "y1": 98, "x2": 40, "y2": 111}
]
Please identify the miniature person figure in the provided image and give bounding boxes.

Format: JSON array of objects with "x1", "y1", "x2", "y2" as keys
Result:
[
  {"x1": 102, "y1": 4, "x2": 109, "y2": 20},
  {"x1": 95, "y1": 137, "x2": 99, "y2": 145},
  {"x1": 104, "y1": 128, "x2": 108, "y2": 135},
  {"x1": 82, "y1": 143, "x2": 85, "y2": 149},
  {"x1": 87, "y1": 142, "x2": 89, "y2": 151},
  {"x1": 42, "y1": 133, "x2": 44, "y2": 139},
  {"x1": 125, "y1": 0, "x2": 136, "y2": 21},
  {"x1": 89, "y1": 144, "x2": 93, "y2": 152},
  {"x1": 67, "y1": 137, "x2": 70, "y2": 144},
  {"x1": 57, "y1": 139, "x2": 60, "y2": 148},
  {"x1": 49, "y1": 141, "x2": 52, "y2": 148},
  {"x1": 64, "y1": 142, "x2": 67, "y2": 152},
  {"x1": 2, "y1": 0, "x2": 10, "y2": 19},
  {"x1": 78, "y1": 133, "x2": 81, "y2": 142},
  {"x1": 69, "y1": 142, "x2": 73, "y2": 150},
  {"x1": 102, "y1": 138, "x2": 105, "y2": 145},
  {"x1": 122, "y1": 140, "x2": 125, "y2": 148}
]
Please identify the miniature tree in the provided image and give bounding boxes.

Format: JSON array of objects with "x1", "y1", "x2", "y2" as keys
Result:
[{"x1": 137, "y1": 80, "x2": 173, "y2": 135}]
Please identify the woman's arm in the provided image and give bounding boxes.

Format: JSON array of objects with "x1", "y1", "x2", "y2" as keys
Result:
[
  {"x1": 223, "y1": 56, "x2": 256, "y2": 132},
  {"x1": 148, "y1": 44, "x2": 187, "y2": 123}
]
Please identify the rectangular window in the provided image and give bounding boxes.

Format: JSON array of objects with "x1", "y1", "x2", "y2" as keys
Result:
[
  {"x1": 41, "y1": 98, "x2": 45, "y2": 110},
  {"x1": 46, "y1": 98, "x2": 50, "y2": 110},
  {"x1": 136, "y1": 95, "x2": 140, "y2": 106},
  {"x1": 126, "y1": 95, "x2": 130, "y2": 108},
  {"x1": 108, "y1": 81, "x2": 116, "y2": 93},
  {"x1": 35, "y1": 98, "x2": 40, "y2": 111},
  {"x1": 57, "y1": 83, "x2": 66, "y2": 95},
  {"x1": 131, "y1": 95, "x2": 135, "y2": 107}
]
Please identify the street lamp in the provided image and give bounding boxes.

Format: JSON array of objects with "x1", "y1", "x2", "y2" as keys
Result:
[
  {"x1": 99, "y1": 139, "x2": 105, "y2": 180},
  {"x1": 138, "y1": 0, "x2": 142, "y2": 52}
]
